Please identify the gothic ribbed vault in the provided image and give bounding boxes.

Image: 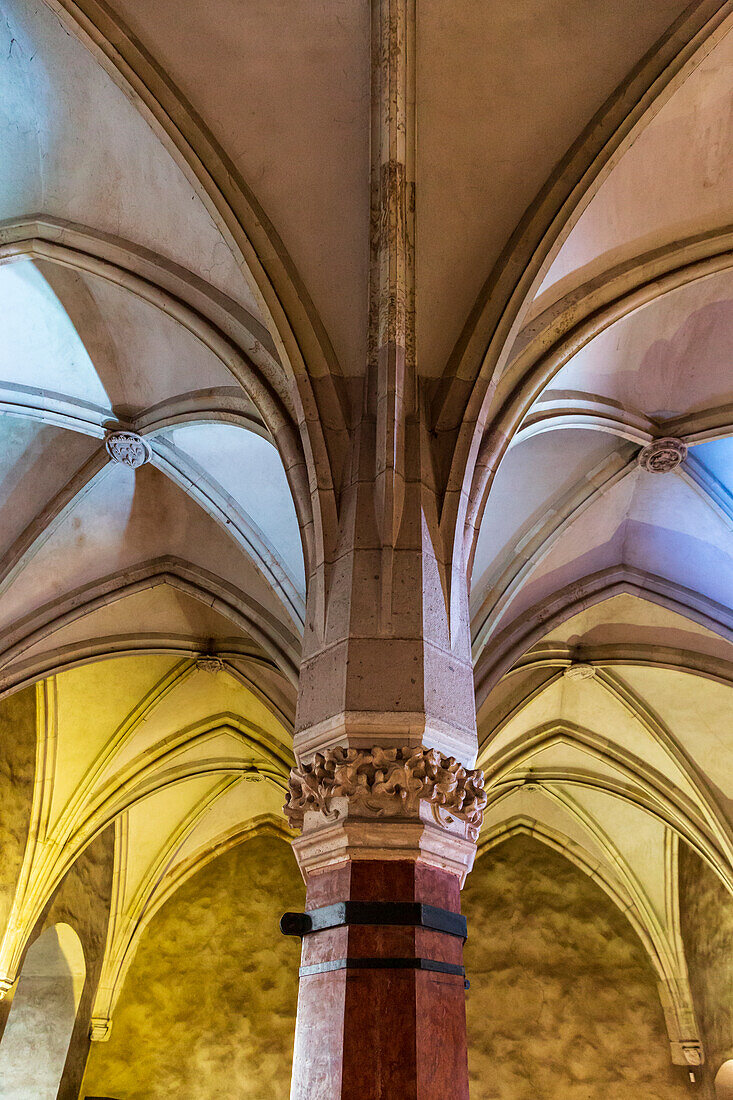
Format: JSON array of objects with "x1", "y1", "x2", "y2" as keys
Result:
[{"x1": 0, "y1": 0, "x2": 732, "y2": 1096}]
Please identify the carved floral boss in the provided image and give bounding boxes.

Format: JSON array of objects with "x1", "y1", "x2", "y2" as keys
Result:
[{"x1": 285, "y1": 746, "x2": 487, "y2": 841}]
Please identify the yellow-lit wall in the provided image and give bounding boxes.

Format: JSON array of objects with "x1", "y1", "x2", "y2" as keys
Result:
[
  {"x1": 680, "y1": 842, "x2": 733, "y2": 1095},
  {"x1": 82, "y1": 836, "x2": 304, "y2": 1100},
  {"x1": 46, "y1": 826, "x2": 115, "y2": 1100},
  {"x1": 464, "y1": 835, "x2": 691, "y2": 1100},
  {"x1": 0, "y1": 688, "x2": 36, "y2": 936},
  {"x1": 82, "y1": 831, "x2": 708, "y2": 1099}
]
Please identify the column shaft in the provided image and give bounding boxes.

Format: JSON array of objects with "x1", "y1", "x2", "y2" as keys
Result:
[{"x1": 289, "y1": 861, "x2": 469, "y2": 1099}]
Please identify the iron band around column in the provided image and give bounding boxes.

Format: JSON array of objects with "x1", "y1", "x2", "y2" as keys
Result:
[
  {"x1": 298, "y1": 957, "x2": 466, "y2": 979},
  {"x1": 280, "y1": 900, "x2": 467, "y2": 940}
]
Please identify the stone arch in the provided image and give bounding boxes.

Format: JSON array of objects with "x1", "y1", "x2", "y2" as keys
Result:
[
  {"x1": 0, "y1": 923, "x2": 86, "y2": 1099},
  {"x1": 475, "y1": 566, "x2": 733, "y2": 702},
  {"x1": 716, "y1": 1061, "x2": 733, "y2": 1099},
  {"x1": 81, "y1": 833, "x2": 303, "y2": 1100},
  {"x1": 464, "y1": 832, "x2": 691, "y2": 1099}
]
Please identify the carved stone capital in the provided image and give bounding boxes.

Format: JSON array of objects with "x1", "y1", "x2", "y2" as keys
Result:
[
  {"x1": 292, "y1": 814, "x2": 480, "y2": 883},
  {"x1": 638, "y1": 437, "x2": 687, "y2": 473},
  {"x1": 293, "y1": 711, "x2": 478, "y2": 764},
  {"x1": 105, "y1": 430, "x2": 151, "y2": 468},
  {"x1": 285, "y1": 745, "x2": 486, "y2": 845},
  {"x1": 0, "y1": 974, "x2": 13, "y2": 1000}
]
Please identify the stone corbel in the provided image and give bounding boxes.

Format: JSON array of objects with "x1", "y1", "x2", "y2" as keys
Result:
[
  {"x1": 89, "y1": 1017, "x2": 113, "y2": 1042},
  {"x1": 672, "y1": 1040, "x2": 704, "y2": 1067}
]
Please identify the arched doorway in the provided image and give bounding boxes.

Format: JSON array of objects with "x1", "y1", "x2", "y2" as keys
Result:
[
  {"x1": 716, "y1": 1061, "x2": 733, "y2": 1100},
  {"x1": 0, "y1": 924, "x2": 86, "y2": 1099}
]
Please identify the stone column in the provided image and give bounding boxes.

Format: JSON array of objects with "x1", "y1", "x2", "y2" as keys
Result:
[
  {"x1": 282, "y1": 0, "x2": 484, "y2": 1094},
  {"x1": 283, "y1": 750, "x2": 484, "y2": 1099}
]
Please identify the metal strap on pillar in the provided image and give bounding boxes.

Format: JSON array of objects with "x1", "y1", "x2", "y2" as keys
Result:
[{"x1": 280, "y1": 900, "x2": 467, "y2": 940}]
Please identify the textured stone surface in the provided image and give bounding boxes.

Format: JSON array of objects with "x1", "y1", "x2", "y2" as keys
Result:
[
  {"x1": 0, "y1": 926, "x2": 84, "y2": 1100},
  {"x1": 463, "y1": 836, "x2": 690, "y2": 1100},
  {"x1": 679, "y1": 842, "x2": 733, "y2": 1090},
  {"x1": 0, "y1": 687, "x2": 37, "y2": 1041},
  {"x1": 0, "y1": 826, "x2": 115, "y2": 1099},
  {"x1": 0, "y1": 688, "x2": 36, "y2": 937},
  {"x1": 82, "y1": 836, "x2": 304, "y2": 1099}
]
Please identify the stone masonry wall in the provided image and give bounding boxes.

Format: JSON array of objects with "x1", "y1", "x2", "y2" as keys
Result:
[
  {"x1": 81, "y1": 835, "x2": 304, "y2": 1100},
  {"x1": 464, "y1": 835, "x2": 691, "y2": 1100}
]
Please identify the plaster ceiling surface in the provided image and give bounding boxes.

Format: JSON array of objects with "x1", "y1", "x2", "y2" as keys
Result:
[
  {"x1": 471, "y1": 427, "x2": 624, "y2": 601},
  {"x1": 43, "y1": 0, "x2": 693, "y2": 378},
  {"x1": 415, "y1": 0, "x2": 693, "y2": 377},
  {"x1": 0, "y1": 253, "x2": 305, "y2": 705},
  {"x1": 14, "y1": 585, "x2": 252, "y2": 656},
  {"x1": 619, "y1": 664, "x2": 733, "y2": 800},
  {"x1": 0, "y1": 0, "x2": 260, "y2": 317},
  {"x1": 103, "y1": 664, "x2": 291, "y2": 780},
  {"x1": 472, "y1": 250, "x2": 733, "y2": 660},
  {"x1": 165, "y1": 423, "x2": 304, "y2": 588},
  {"x1": 477, "y1": 587, "x2": 733, "y2": 1040},
  {"x1": 534, "y1": 270, "x2": 733, "y2": 420},
  {"x1": 0, "y1": 0, "x2": 732, "y2": 1073},
  {"x1": 0, "y1": 656, "x2": 294, "y2": 1031},
  {"x1": 0, "y1": 417, "x2": 96, "y2": 558},
  {"x1": 36, "y1": 263, "x2": 242, "y2": 414},
  {"x1": 168, "y1": 777, "x2": 286, "y2": 876},
  {"x1": 0, "y1": 261, "x2": 106, "y2": 404},
  {"x1": 536, "y1": 25, "x2": 733, "y2": 310},
  {"x1": 49, "y1": 653, "x2": 182, "y2": 829},
  {"x1": 480, "y1": 786, "x2": 615, "y2": 880},
  {"x1": 562, "y1": 785, "x2": 671, "y2": 926},
  {"x1": 539, "y1": 592, "x2": 730, "y2": 652},
  {"x1": 101, "y1": 0, "x2": 371, "y2": 377},
  {"x1": 0, "y1": 464, "x2": 292, "y2": 633},
  {"x1": 122, "y1": 775, "x2": 223, "y2": 901},
  {"x1": 489, "y1": 469, "x2": 733, "y2": 637},
  {"x1": 479, "y1": 670, "x2": 698, "y2": 802}
]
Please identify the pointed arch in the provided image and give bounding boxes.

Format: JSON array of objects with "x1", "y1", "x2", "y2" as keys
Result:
[
  {"x1": 90, "y1": 814, "x2": 293, "y2": 1033},
  {"x1": 0, "y1": 923, "x2": 85, "y2": 1100},
  {"x1": 0, "y1": 219, "x2": 318, "y2": 584},
  {"x1": 463, "y1": 225, "x2": 733, "y2": 578},
  {"x1": 474, "y1": 566, "x2": 733, "y2": 703},
  {"x1": 0, "y1": 557, "x2": 301, "y2": 693},
  {"x1": 430, "y1": 4, "x2": 733, "y2": 583},
  {"x1": 37, "y1": 0, "x2": 349, "y2": 578}
]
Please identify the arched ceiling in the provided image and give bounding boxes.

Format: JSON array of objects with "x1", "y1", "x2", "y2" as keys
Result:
[
  {"x1": 0, "y1": 0, "x2": 308, "y2": 694},
  {"x1": 535, "y1": 27, "x2": 733, "y2": 310},
  {"x1": 471, "y1": 20, "x2": 733, "y2": 668},
  {"x1": 0, "y1": 0, "x2": 313, "y2": 1041},
  {"x1": 0, "y1": 656, "x2": 293, "y2": 1034},
  {"x1": 0, "y1": 256, "x2": 305, "y2": 690},
  {"x1": 476, "y1": 592, "x2": 733, "y2": 1064},
  {"x1": 0, "y1": 0, "x2": 258, "y2": 315},
  {"x1": 0, "y1": 0, "x2": 732, "y2": 1071},
  {"x1": 466, "y1": 23, "x2": 733, "y2": 1064}
]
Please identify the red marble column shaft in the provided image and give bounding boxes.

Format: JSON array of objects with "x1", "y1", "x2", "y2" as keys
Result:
[{"x1": 290, "y1": 860, "x2": 469, "y2": 1100}]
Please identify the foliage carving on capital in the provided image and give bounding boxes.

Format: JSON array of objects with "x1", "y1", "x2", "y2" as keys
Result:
[{"x1": 285, "y1": 746, "x2": 487, "y2": 840}]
